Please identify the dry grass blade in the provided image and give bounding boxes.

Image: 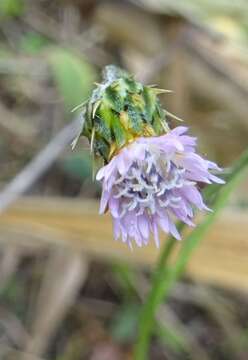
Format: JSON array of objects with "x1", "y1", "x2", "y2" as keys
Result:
[
  {"x1": 171, "y1": 283, "x2": 246, "y2": 355},
  {"x1": 0, "y1": 345, "x2": 47, "y2": 360},
  {"x1": 0, "y1": 102, "x2": 37, "y2": 145},
  {"x1": 0, "y1": 57, "x2": 47, "y2": 76},
  {"x1": 0, "y1": 116, "x2": 83, "y2": 213},
  {"x1": 0, "y1": 197, "x2": 248, "y2": 292},
  {"x1": 0, "y1": 306, "x2": 30, "y2": 349},
  {"x1": 0, "y1": 246, "x2": 22, "y2": 291},
  {"x1": 182, "y1": 28, "x2": 248, "y2": 99},
  {"x1": 23, "y1": 248, "x2": 89, "y2": 357},
  {"x1": 158, "y1": 305, "x2": 212, "y2": 360}
]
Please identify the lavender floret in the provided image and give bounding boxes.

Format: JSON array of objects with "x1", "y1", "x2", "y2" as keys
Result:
[{"x1": 96, "y1": 126, "x2": 224, "y2": 248}]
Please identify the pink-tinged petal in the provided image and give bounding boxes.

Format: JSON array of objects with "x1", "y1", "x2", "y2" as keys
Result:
[
  {"x1": 207, "y1": 160, "x2": 223, "y2": 171},
  {"x1": 179, "y1": 136, "x2": 197, "y2": 151},
  {"x1": 180, "y1": 186, "x2": 210, "y2": 211},
  {"x1": 129, "y1": 142, "x2": 146, "y2": 160},
  {"x1": 169, "y1": 126, "x2": 188, "y2": 136},
  {"x1": 160, "y1": 135, "x2": 184, "y2": 151},
  {"x1": 181, "y1": 154, "x2": 208, "y2": 172},
  {"x1": 96, "y1": 159, "x2": 116, "y2": 181},
  {"x1": 127, "y1": 239, "x2": 133, "y2": 250},
  {"x1": 96, "y1": 166, "x2": 106, "y2": 181},
  {"x1": 171, "y1": 207, "x2": 195, "y2": 226},
  {"x1": 152, "y1": 222, "x2": 160, "y2": 248},
  {"x1": 209, "y1": 174, "x2": 225, "y2": 184},
  {"x1": 117, "y1": 155, "x2": 127, "y2": 175},
  {"x1": 121, "y1": 149, "x2": 133, "y2": 171},
  {"x1": 138, "y1": 215, "x2": 149, "y2": 239},
  {"x1": 99, "y1": 190, "x2": 110, "y2": 214},
  {"x1": 113, "y1": 219, "x2": 121, "y2": 239},
  {"x1": 119, "y1": 223, "x2": 128, "y2": 243},
  {"x1": 172, "y1": 139, "x2": 184, "y2": 152},
  {"x1": 158, "y1": 213, "x2": 169, "y2": 233},
  {"x1": 109, "y1": 197, "x2": 119, "y2": 218},
  {"x1": 106, "y1": 172, "x2": 117, "y2": 192},
  {"x1": 134, "y1": 232, "x2": 143, "y2": 247},
  {"x1": 96, "y1": 126, "x2": 224, "y2": 247},
  {"x1": 168, "y1": 219, "x2": 181, "y2": 240},
  {"x1": 142, "y1": 235, "x2": 150, "y2": 246}
]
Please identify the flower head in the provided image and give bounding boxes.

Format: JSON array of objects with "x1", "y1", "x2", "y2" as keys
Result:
[
  {"x1": 72, "y1": 65, "x2": 224, "y2": 248},
  {"x1": 96, "y1": 126, "x2": 224, "y2": 248},
  {"x1": 73, "y1": 65, "x2": 169, "y2": 161}
]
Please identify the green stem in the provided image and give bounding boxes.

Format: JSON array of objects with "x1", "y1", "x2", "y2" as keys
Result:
[
  {"x1": 156, "y1": 235, "x2": 176, "y2": 271},
  {"x1": 134, "y1": 149, "x2": 248, "y2": 360},
  {"x1": 135, "y1": 230, "x2": 182, "y2": 360}
]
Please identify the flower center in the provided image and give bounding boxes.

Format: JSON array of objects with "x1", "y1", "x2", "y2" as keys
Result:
[{"x1": 113, "y1": 151, "x2": 186, "y2": 218}]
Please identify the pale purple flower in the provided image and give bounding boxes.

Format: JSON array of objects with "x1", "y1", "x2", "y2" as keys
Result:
[{"x1": 96, "y1": 127, "x2": 224, "y2": 248}]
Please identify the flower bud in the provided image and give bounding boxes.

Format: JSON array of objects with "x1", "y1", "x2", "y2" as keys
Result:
[{"x1": 76, "y1": 65, "x2": 169, "y2": 161}]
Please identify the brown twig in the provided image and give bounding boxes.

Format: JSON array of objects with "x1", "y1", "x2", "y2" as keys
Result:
[{"x1": 0, "y1": 115, "x2": 83, "y2": 213}]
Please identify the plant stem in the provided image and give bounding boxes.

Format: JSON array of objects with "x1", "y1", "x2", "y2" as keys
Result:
[
  {"x1": 135, "y1": 234, "x2": 178, "y2": 360},
  {"x1": 134, "y1": 149, "x2": 248, "y2": 360}
]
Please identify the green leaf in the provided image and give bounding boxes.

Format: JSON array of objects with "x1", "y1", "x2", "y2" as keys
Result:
[
  {"x1": 94, "y1": 137, "x2": 109, "y2": 160},
  {"x1": 94, "y1": 115, "x2": 112, "y2": 143},
  {"x1": 0, "y1": 0, "x2": 24, "y2": 17},
  {"x1": 98, "y1": 102, "x2": 114, "y2": 129},
  {"x1": 47, "y1": 48, "x2": 96, "y2": 112},
  {"x1": 20, "y1": 32, "x2": 50, "y2": 54},
  {"x1": 61, "y1": 151, "x2": 92, "y2": 181},
  {"x1": 111, "y1": 113, "x2": 126, "y2": 148},
  {"x1": 113, "y1": 261, "x2": 187, "y2": 353},
  {"x1": 143, "y1": 87, "x2": 157, "y2": 124},
  {"x1": 110, "y1": 303, "x2": 140, "y2": 344},
  {"x1": 124, "y1": 76, "x2": 143, "y2": 93},
  {"x1": 155, "y1": 323, "x2": 188, "y2": 353},
  {"x1": 112, "y1": 262, "x2": 138, "y2": 299},
  {"x1": 127, "y1": 104, "x2": 143, "y2": 133},
  {"x1": 105, "y1": 85, "x2": 124, "y2": 113}
]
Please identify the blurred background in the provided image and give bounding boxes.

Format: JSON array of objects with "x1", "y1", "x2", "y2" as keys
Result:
[{"x1": 0, "y1": 0, "x2": 248, "y2": 359}]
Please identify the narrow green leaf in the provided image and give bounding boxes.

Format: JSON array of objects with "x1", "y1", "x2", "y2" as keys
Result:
[
  {"x1": 105, "y1": 85, "x2": 124, "y2": 113},
  {"x1": 127, "y1": 104, "x2": 143, "y2": 133},
  {"x1": 94, "y1": 116, "x2": 112, "y2": 143},
  {"x1": 113, "y1": 262, "x2": 187, "y2": 354},
  {"x1": 143, "y1": 87, "x2": 156, "y2": 123},
  {"x1": 112, "y1": 113, "x2": 126, "y2": 148},
  {"x1": 47, "y1": 48, "x2": 96, "y2": 112},
  {"x1": 94, "y1": 136, "x2": 109, "y2": 161},
  {"x1": 20, "y1": 32, "x2": 49, "y2": 54},
  {"x1": 62, "y1": 151, "x2": 92, "y2": 180},
  {"x1": 110, "y1": 303, "x2": 140, "y2": 344},
  {"x1": 155, "y1": 323, "x2": 188, "y2": 353},
  {"x1": 97, "y1": 102, "x2": 113, "y2": 128}
]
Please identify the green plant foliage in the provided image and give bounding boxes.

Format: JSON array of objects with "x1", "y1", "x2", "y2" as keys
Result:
[
  {"x1": 61, "y1": 151, "x2": 92, "y2": 181},
  {"x1": 19, "y1": 32, "x2": 50, "y2": 54},
  {"x1": 47, "y1": 48, "x2": 96, "y2": 112},
  {"x1": 110, "y1": 303, "x2": 140, "y2": 344},
  {"x1": 155, "y1": 323, "x2": 188, "y2": 354},
  {"x1": 0, "y1": 0, "x2": 24, "y2": 17},
  {"x1": 113, "y1": 262, "x2": 188, "y2": 354},
  {"x1": 135, "y1": 148, "x2": 248, "y2": 359}
]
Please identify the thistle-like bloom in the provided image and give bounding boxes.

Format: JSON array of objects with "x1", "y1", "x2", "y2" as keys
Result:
[
  {"x1": 73, "y1": 65, "x2": 224, "y2": 248},
  {"x1": 96, "y1": 127, "x2": 224, "y2": 248}
]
